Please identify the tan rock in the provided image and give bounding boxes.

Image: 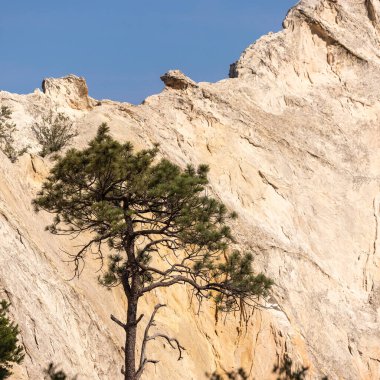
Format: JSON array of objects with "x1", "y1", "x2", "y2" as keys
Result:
[
  {"x1": 1, "y1": 0, "x2": 380, "y2": 379},
  {"x1": 160, "y1": 70, "x2": 198, "y2": 90},
  {"x1": 42, "y1": 74, "x2": 95, "y2": 111}
]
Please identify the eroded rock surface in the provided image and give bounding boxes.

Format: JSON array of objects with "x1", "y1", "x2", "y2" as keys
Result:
[
  {"x1": 1, "y1": 0, "x2": 380, "y2": 379},
  {"x1": 42, "y1": 74, "x2": 95, "y2": 110},
  {"x1": 160, "y1": 70, "x2": 198, "y2": 90}
]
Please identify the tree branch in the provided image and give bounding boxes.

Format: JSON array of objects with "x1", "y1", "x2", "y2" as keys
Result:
[
  {"x1": 110, "y1": 314, "x2": 126, "y2": 330},
  {"x1": 135, "y1": 303, "x2": 184, "y2": 379},
  {"x1": 138, "y1": 239, "x2": 174, "y2": 257},
  {"x1": 138, "y1": 304, "x2": 165, "y2": 371},
  {"x1": 64, "y1": 232, "x2": 112, "y2": 277},
  {"x1": 110, "y1": 313, "x2": 144, "y2": 330},
  {"x1": 147, "y1": 333, "x2": 185, "y2": 360}
]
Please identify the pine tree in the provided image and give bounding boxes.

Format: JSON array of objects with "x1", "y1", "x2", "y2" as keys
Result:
[
  {"x1": 33, "y1": 124, "x2": 273, "y2": 380},
  {"x1": 44, "y1": 363, "x2": 77, "y2": 380},
  {"x1": 208, "y1": 368, "x2": 248, "y2": 380},
  {"x1": 0, "y1": 106, "x2": 28, "y2": 162},
  {"x1": 0, "y1": 300, "x2": 24, "y2": 379},
  {"x1": 31, "y1": 111, "x2": 78, "y2": 157}
]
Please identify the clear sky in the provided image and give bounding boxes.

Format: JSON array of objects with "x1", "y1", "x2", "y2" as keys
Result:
[{"x1": 0, "y1": 1, "x2": 296, "y2": 104}]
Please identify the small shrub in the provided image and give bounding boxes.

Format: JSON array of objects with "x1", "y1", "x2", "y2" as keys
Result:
[
  {"x1": 207, "y1": 368, "x2": 248, "y2": 380},
  {"x1": 0, "y1": 106, "x2": 28, "y2": 163},
  {"x1": 273, "y1": 355, "x2": 310, "y2": 380},
  {"x1": 0, "y1": 300, "x2": 24, "y2": 379},
  {"x1": 44, "y1": 363, "x2": 77, "y2": 380},
  {"x1": 32, "y1": 111, "x2": 78, "y2": 157}
]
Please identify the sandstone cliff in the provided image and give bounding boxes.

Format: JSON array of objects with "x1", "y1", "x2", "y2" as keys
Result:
[{"x1": 1, "y1": 0, "x2": 380, "y2": 379}]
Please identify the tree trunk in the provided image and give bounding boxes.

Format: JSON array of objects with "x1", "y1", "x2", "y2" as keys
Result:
[
  {"x1": 125, "y1": 295, "x2": 138, "y2": 380},
  {"x1": 123, "y1": 212, "x2": 140, "y2": 380}
]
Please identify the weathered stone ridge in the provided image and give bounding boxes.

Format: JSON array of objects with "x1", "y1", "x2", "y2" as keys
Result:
[
  {"x1": 42, "y1": 74, "x2": 95, "y2": 110},
  {"x1": 0, "y1": 0, "x2": 380, "y2": 379}
]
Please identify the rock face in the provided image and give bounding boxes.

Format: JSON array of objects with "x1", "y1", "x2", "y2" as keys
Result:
[
  {"x1": 160, "y1": 70, "x2": 198, "y2": 90},
  {"x1": 42, "y1": 74, "x2": 95, "y2": 111},
  {"x1": 1, "y1": 0, "x2": 380, "y2": 379}
]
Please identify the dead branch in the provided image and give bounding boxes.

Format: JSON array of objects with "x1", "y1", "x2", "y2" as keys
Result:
[{"x1": 135, "y1": 303, "x2": 185, "y2": 379}]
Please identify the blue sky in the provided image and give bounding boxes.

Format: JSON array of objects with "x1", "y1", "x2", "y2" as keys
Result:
[{"x1": 0, "y1": 1, "x2": 296, "y2": 104}]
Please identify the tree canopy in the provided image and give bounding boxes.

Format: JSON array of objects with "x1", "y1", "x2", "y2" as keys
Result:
[
  {"x1": 34, "y1": 124, "x2": 273, "y2": 380},
  {"x1": 0, "y1": 300, "x2": 24, "y2": 380}
]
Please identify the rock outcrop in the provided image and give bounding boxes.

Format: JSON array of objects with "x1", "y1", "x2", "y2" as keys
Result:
[
  {"x1": 160, "y1": 70, "x2": 198, "y2": 90},
  {"x1": 42, "y1": 74, "x2": 95, "y2": 111},
  {"x1": 1, "y1": 0, "x2": 380, "y2": 379}
]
